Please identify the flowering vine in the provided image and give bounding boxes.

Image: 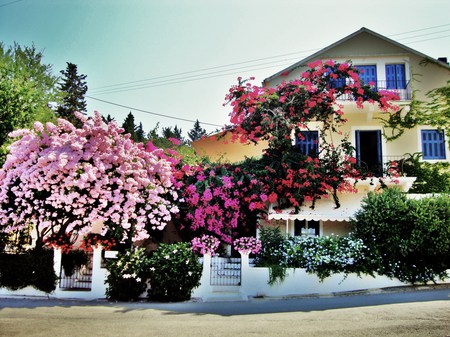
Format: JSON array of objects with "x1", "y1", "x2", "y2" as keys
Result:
[{"x1": 224, "y1": 60, "x2": 400, "y2": 210}]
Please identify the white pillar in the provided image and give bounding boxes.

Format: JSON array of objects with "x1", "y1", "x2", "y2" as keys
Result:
[
  {"x1": 53, "y1": 248, "x2": 62, "y2": 288},
  {"x1": 90, "y1": 246, "x2": 106, "y2": 299},
  {"x1": 239, "y1": 251, "x2": 250, "y2": 297},
  {"x1": 191, "y1": 253, "x2": 212, "y2": 300}
]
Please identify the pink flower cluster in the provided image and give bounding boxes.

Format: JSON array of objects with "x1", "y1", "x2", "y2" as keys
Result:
[
  {"x1": 0, "y1": 111, "x2": 178, "y2": 246},
  {"x1": 176, "y1": 163, "x2": 268, "y2": 243},
  {"x1": 191, "y1": 234, "x2": 220, "y2": 255},
  {"x1": 233, "y1": 236, "x2": 262, "y2": 254}
]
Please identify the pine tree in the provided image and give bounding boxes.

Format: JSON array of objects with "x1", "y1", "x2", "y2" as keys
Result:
[
  {"x1": 135, "y1": 122, "x2": 146, "y2": 143},
  {"x1": 121, "y1": 112, "x2": 136, "y2": 140},
  {"x1": 162, "y1": 125, "x2": 183, "y2": 142},
  {"x1": 56, "y1": 62, "x2": 88, "y2": 127},
  {"x1": 102, "y1": 114, "x2": 116, "y2": 124},
  {"x1": 188, "y1": 119, "x2": 207, "y2": 142}
]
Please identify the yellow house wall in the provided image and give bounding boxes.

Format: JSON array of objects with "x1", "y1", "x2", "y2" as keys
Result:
[
  {"x1": 191, "y1": 132, "x2": 268, "y2": 163},
  {"x1": 322, "y1": 221, "x2": 352, "y2": 236}
]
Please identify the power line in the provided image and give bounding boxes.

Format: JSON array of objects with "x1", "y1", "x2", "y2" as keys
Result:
[
  {"x1": 388, "y1": 23, "x2": 450, "y2": 36},
  {"x1": 89, "y1": 24, "x2": 450, "y2": 94},
  {"x1": 395, "y1": 29, "x2": 450, "y2": 41},
  {"x1": 0, "y1": 0, "x2": 24, "y2": 8},
  {"x1": 86, "y1": 95, "x2": 224, "y2": 128},
  {"x1": 90, "y1": 48, "x2": 319, "y2": 92},
  {"x1": 89, "y1": 57, "x2": 305, "y2": 95}
]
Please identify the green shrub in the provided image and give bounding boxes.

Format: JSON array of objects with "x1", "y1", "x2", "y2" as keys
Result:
[
  {"x1": 0, "y1": 249, "x2": 57, "y2": 293},
  {"x1": 105, "y1": 247, "x2": 151, "y2": 301},
  {"x1": 254, "y1": 226, "x2": 288, "y2": 284},
  {"x1": 351, "y1": 188, "x2": 450, "y2": 283},
  {"x1": 148, "y1": 242, "x2": 202, "y2": 302},
  {"x1": 398, "y1": 153, "x2": 450, "y2": 193},
  {"x1": 255, "y1": 226, "x2": 374, "y2": 283}
]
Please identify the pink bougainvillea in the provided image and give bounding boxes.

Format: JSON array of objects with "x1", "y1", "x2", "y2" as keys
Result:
[
  {"x1": 0, "y1": 112, "x2": 178, "y2": 249},
  {"x1": 223, "y1": 60, "x2": 400, "y2": 209}
]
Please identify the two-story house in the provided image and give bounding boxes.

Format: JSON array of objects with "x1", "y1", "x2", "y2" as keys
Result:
[{"x1": 192, "y1": 27, "x2": 450, "y2": 238}]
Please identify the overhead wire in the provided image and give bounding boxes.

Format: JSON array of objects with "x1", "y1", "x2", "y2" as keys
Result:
[
  {"x1": 89, "y1": 24, "x2": 450, "y2": 95},
  {"x1": 87, "y1": 24, "x2": 450, "y2": 127},
  {"x1": 86, "y1": 95, "x2": 224, "y2": 128}
]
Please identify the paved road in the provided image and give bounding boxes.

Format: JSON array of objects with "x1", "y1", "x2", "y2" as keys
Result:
[
  {"x1": 1, "y1": 285, "x2": 449, "y2": 316},
  {"x1": 1, "y1": 286, "x2": 449, "y2": 337}
]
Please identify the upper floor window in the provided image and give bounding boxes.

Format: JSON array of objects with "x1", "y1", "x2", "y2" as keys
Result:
[
  {"x1": 356, "y1": 65, "x2": 377, "y2": 86},
  {"x1": 385, "y1": 64, "x2": 406, "y2": 89},
  {"x1": 295, "y1": 131, "x2": 318, "y2": 157},
  {"x1": 421, "y1": 129, "x2": 446, "y2": 160}
]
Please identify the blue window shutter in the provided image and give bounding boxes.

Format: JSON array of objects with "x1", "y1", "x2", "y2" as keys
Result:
[
  {"x1": 421, "y1": 130, "x2": 446, "y2": 159},
  {"x1": 355, "y1": 130, "x2": 361, "y2": 165},
  {"x1": 296, "y1": 131, "x2": 319, "y2": 156},
  {"x1": 385, "y1": 64, "x2": 406, "y2": 89},
  {"x1": 357, "y1": 65, "x2": 377, "y2": 86},
  {"x1": 395, "y1": 64, "x2": 406, "y2": 89},
  {"x1": 386, "y1": 64, "x2": 396, "y2": 89}
]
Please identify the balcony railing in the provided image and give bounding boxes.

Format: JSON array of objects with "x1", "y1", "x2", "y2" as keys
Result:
[{"x1": 336, "y1": 80, "x2": 412, "y2": 101}]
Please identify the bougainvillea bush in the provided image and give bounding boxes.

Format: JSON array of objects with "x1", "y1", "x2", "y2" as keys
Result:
[
  {"x1": 224, "y1": 60, "x2": 399, "y2": 210},
  {"x1": 0, "y1": 112, "x2": 179, "y2": 250},
  {"x1": 175, "y1": 161, "x2": 267, "y2": 243},
  {"x1": 191, "y1": 234, "x2": 220, "y2": 255}
]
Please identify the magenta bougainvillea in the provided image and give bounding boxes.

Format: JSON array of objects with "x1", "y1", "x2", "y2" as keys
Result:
[
  {"x1": 164, "y1": 61, "x2": 401, "y2": 243},
  {"x1": 222, "y1": 60, "x2": 400, "y2": 209},
  {"x1": 0, "y1": 112, "x2": 178, "y2": 249}
]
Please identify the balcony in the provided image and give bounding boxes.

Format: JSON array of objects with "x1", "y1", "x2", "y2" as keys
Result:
[{"x1": 336, "y1": 80, "x2": 412, "y2": 102}]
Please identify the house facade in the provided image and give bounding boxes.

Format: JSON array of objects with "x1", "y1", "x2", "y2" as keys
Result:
[{"x1": 192, "y1": 27, "x2": 450, "y2": 238}]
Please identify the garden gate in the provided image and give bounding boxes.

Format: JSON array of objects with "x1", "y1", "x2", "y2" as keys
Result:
[
  {"x1": 210, "y1": 256, "x2": 241, "y2": 286},
  {"x1": 59, "y1": 251, "x2": 94, "y2": 290}
]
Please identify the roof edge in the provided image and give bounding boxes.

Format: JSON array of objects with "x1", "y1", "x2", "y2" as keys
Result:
[{"x1": 263, "y1": 27, "x2": 450, "y2": 85}]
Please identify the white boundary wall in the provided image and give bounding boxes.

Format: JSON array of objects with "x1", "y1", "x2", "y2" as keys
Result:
[
  {"x1": 2, "y1": 250, "x2": 449, "y2": 301},
  {"x1": 0, "y1": 247, "x2": 107, "y2": 300}
]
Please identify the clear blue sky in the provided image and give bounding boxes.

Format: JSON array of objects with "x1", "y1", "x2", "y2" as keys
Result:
[{"x1": 1, "y1": 0, "x2": 450, "y2": 136}]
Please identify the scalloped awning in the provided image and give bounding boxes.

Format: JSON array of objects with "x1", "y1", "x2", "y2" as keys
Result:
[
  {"x1": 267, "y1": 177, "x2": 417, "y2": 222},
  {"x1": 268, "y1": 193, "x2": 365, "y2": 222}
]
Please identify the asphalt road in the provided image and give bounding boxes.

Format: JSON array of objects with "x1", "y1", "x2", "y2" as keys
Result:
[
  {"x1": 1, "y1": 285, "x2": 449, "y2": 316},
  {"x1": 0, "y1": 285, "x2": 449, "y2": 337}
]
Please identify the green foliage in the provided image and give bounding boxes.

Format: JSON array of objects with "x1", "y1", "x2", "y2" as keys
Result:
[
  {"x1": 284, "y1": 235, "x2": 375, "y2": 281},
  {"x1": 188, "y1": 119, "x2": 207, "y2": 142},
  {"x1": 56, "y1": 62, "x2": 87, "y2": 127},
  {"x1": 382, "y1": 81, "x2": 450, "y2": 147},
  {"x1": 255, "y1": 226, "x2": 374, "y2": 283},
  {"x1": 61, "y1": 249, "x2": 88, "y2": 277},
  {"x1": 0, "y1": 43, "x2": 58, "y2": 163},
  {"x1": 148, "y1": 242, "x2": 202, "y2": 302},
  {"x1": 397, "y1": 153, "x2": 450, "y2": 193},
  {"x1": 162, "y1": 125, "x2": 183, "y2": 143},
  {"x1": 105, "y1": 247, "x2": 151, "y2": 301},
  {"x1": 121, "y1": 112, "x2": 138, "y2": 142},
  {"x1": 0, "y1": 249, "x2": 57, "y2": 293},
  {"x1": 352, "y1": 188, "x2": 450, "y2": 283},
  {"x1": 254, "y1": 226, "x2": 288, "y2": 284}
]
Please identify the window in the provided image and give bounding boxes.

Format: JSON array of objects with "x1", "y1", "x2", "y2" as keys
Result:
[
  {"x1": 294, "y1": 220, "x2": 320, "y2": 237},
  {"x1": 295, "y1": 131, "x2": 318, "y2": 156},
  {"x1": 385, "y1": 64, "x2": 406, "y2": 89},
  {"x1": 326, "y1": 69, "x2": 346, "y2": 89},
  {"x1": 356, "y1": 65, "x2": 377, "y2": 86},
  {"x1": 421, "y1": 130, "x2": 446, "y2": 160},
  {"x1": 355, "y1": 130, "x2": 383, "y2": 177}
]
